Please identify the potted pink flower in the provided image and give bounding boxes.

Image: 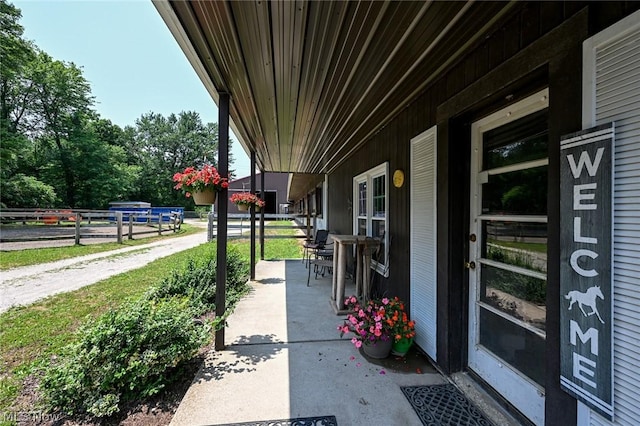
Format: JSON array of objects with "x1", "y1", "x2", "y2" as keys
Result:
[
  {"x1": 173, "y1": 165, "x2": 229, "y2": 205},
  {"x1": 337, "y1": 296, "x2": 396, "y2": 359},
  {"x1": 230, "y1": 192, "x2": 265, "y2": 211}
]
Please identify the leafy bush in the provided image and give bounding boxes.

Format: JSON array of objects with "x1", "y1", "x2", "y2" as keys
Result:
[
  {"x1": 145, "y1": 244, "x2": 250, "y2": 316},
  {"x1": 145, "y1": 259, "x2": 217, "y2": 315},
  {"x1": 41, "y1": 297, "x2": 209, "y2": 417},
  {"x1": 1, "y1": 173, "x2": 57, "y2": 208},
  {"x1": 40, "y1": 244, "x2": 250, "y2": 419}
]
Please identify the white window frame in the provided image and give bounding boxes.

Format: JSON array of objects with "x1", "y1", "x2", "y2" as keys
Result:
[{"x1": 353, "y1": 162, "x2": 389, "y2": 276}]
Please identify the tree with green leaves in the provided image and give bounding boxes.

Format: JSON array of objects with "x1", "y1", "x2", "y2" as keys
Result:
[
  {"x1": 0, "y1": 0, "x2": 41, "y2": 206},
  {"x1": 25, "y1": 51, "x2": 96, "y2": 207},
  {"x1": 130, "y1": 111, "x2": 234, "y2": 207},
  {"x1": 0, "y1": 2, "x2": 230, "y2": 210}
]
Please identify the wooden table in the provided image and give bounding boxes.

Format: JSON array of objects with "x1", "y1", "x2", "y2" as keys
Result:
[{"x1": 330, "y1": 235, "x2": 380, "y2": 313}]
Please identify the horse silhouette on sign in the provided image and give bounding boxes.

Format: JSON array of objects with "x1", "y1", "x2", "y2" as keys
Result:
[{"x1": 565, "y1": 285, "x2": 605, "y2": 324}]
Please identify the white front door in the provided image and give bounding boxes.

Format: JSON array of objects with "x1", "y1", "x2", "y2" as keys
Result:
[{"x1": 467, "y1": 89, "x2": 549, "y2": 425}]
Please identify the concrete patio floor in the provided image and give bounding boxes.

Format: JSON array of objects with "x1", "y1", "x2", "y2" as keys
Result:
[{"x1": 170, "y1": 259, "x2": 520, "y2": 426}]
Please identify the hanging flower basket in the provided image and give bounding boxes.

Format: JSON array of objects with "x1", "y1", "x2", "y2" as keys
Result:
[
  {"x1": 230, "y1": 192, "x2": 265, "y2": 211},
  {"x1": 173, "y1": 164, "x2": 228, "y2": 205},
  {"x1": 192, "y1": 188, "x2": 217, "y2": 205}
]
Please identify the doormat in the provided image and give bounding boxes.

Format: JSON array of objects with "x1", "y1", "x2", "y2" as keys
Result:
[
  {"x1": 401, "y1": 384, "x2": 495, "y2": 426},
  {"x1": 214, "y1": 415, "x2": 337, "y2": 426}
]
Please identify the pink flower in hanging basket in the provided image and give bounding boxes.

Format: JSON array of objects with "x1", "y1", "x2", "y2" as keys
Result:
[
  {"x1": 173, "y1": 164, "x2": 229, "y2": 198},
  {"x1": 229, "y1": 192, "x2": 265, "y2": 207}
]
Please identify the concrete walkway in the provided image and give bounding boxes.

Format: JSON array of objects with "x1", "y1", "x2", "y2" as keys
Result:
[
  {"x1": 171, "y1": 259, "x2": 448, "y2": 426},
  {"x1": 0, "y1": 229, "x2": 208, "y2": 313}
]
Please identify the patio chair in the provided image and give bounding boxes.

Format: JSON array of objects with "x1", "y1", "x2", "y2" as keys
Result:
[
  {"x1": 307, "y1": 254, "x2": 334, "y2": 286},
  {"x1": 302, "y1": 229, "x2": 329, "y2": 268}
]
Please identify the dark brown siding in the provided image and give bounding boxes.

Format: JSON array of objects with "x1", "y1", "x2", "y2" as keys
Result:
[{"x1": 328, "y1": 2, "x2": 639, "y2": 424}]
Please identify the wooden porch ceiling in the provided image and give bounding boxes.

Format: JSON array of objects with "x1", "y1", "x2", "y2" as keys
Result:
[{"x1": 154, "y1": 1, "x2": 516, "y2": 175}]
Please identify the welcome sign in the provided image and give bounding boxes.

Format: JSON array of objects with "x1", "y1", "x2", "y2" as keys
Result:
[{"x1": 559, "y1": 123, "x2": 614, "y2": 419}]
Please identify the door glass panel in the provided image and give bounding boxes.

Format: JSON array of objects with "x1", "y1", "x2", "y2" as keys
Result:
[
  {"x1": 357, "y1": 219, "x2": 366, "y2": 236},
  {"x1": 372, "y1": 175, "x2": 385, "y2": 217},
  {"x1": 480, "y1": 264, "x2": 546, "y2": 331},
  {"x1": 372, "y1": 220, "x2": 385, "y2": 264},
  {"x1": 482, "y1": 166, "x2": 547, "y2": 215},
  {"x1": 483, "y1": 110, "x2": 548, "y2": 169},
  {"x1": 358, "y1": 182, "x2": 367, "y2": 215},
  {"x1": 482, "y1": 221, "x2": 547, "y2": 273},
  {"x1": 479, "y1": 308, "x2": 545, "y2": 387}
]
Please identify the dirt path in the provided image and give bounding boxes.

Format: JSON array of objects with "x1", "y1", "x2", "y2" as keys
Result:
[{"x1": 0, "y1": 230, "x2": 208, "y2": 313}]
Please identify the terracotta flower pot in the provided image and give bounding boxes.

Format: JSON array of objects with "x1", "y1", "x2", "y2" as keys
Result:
[{"x1": 192, "y1": 188, "x2": 217, "y2": 205}]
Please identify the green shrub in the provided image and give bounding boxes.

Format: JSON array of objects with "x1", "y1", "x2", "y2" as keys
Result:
[
  {"x1": 145, "y1": 244, "x2": 250, "y2": 316},
  {"x1": 145, "y1": 259, "x2": 217, "y2": 315},
  {"x1": 1, "y1": 173, "x2": 57, "y2": 208},
  {"x1": 225, "y1": 244, "x2": 251, "y2": 292},
  {"x1": 41, "y1": 297, "x2": 209, "y2": 418},
  {"x1": 40, "y1": 244, "x2": 250, "y2": 419}
]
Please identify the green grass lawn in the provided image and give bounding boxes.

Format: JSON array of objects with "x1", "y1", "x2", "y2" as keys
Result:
[
  {"x1": 486, "y1": 238, "x2": 547, "y2": 254},
  {"x1": 232, "y1": 221, "x2": 305, "y2": 259},
  {"x1": 0, "y1": 227, "x2": 303, "y2": 419},
  {"x1": 0, "y1": 223, "x2": 202, "y2": 270}
]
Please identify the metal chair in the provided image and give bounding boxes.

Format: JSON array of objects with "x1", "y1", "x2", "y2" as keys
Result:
[
  {"x1": 306, "y1": 256, "x2": 334, "y2": 286},
  {"x1": 302, "y1": 229, "x2": 329, "y2": 268},
  {"x1": 306, "y1": 240, "x2": 334, "y2": 286}
]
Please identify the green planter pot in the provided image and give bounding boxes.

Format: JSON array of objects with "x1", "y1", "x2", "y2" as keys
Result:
[{"x1": 391, "y1": 338, "x2": 413, "y2": 356}]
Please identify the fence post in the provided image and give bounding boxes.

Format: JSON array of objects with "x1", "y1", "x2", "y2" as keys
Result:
[
  {"x1": 116, "y1": 212, "x2": 123, "y2": 243},
  {"x1": 158, "y1": 214, "x2": 163, "y2": 235},
  {"x1": 75, "y1": 213, "x2": 81, "y2": 245},
  {"x1": 128, "y1": 215, "x2": 133, "y2": 240},
  {"x1": 208, "y1": 212, "x2": 214, "y2": 242}
]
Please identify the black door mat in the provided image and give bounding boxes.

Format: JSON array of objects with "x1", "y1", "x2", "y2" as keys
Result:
[
  {"x1": 401, "y1": 384, "x2": 495, "y2": 426},
  {"x1": 214, "y1": 415, "x2": 337, "y2": 426}
]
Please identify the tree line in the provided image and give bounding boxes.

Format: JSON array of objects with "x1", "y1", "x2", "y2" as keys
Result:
[{"x1": 0, "y1": 1, "x2": 235, "y2": 210}]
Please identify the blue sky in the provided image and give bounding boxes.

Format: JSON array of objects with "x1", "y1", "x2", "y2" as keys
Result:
[{"x1": 13, "y1": 0, "x2": 251, "y2": 178}]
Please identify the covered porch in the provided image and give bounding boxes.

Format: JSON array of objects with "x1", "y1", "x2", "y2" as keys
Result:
[{"x1": 170, "y1": 259, "x2": 517, "y2": 426}]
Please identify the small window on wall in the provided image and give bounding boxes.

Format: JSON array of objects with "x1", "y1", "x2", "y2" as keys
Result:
[
  {"x1": 353, "y1": 162, "x2": 389, "y2": 275},
  {"x1": 315, "y1": 184, "x2": 323, "y2": 217}
]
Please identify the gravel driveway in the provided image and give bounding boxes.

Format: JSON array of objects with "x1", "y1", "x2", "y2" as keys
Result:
[{"x1": 0, "y1": 230, "x2": 209, "y2": 313}]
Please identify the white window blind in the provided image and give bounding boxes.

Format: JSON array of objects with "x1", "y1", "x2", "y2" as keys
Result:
[{"x1": 581, "y1": 10, "x2": 640, "y2": 426}]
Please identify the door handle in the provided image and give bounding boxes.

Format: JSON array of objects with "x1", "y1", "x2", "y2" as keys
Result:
[{"x1": 465, "y1": 261, "x2": 476, "y2": 270}]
